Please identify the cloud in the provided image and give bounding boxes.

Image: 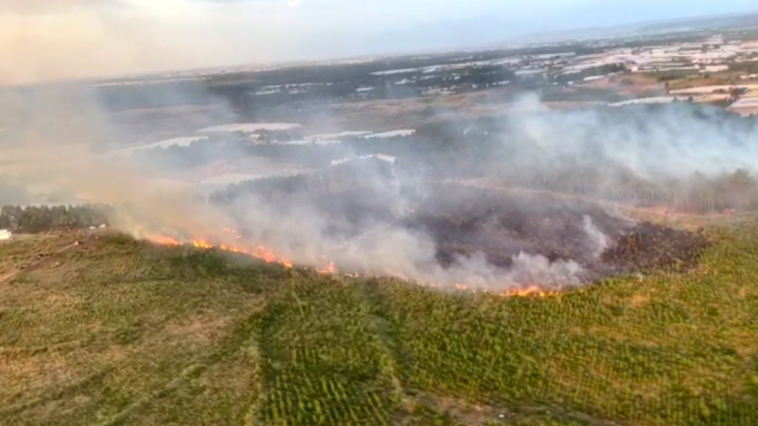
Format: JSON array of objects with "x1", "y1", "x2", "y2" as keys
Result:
[
  {"x1": 0, "y1": 0, "x2": 106, "y2": 14},
  {"x1": 0, "y1": 0, "x2": 291, "y2": 85}
]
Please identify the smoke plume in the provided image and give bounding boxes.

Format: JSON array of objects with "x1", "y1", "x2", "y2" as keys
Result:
[{"x1": 0, "y1": 0, "x2": 280, "y2": 86}]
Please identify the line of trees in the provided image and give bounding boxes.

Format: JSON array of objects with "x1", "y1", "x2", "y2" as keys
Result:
[
  {"x1": 498, "y1": 166, "x2": 758, "y2": 214},
  {"x1": 209, "y1": 158, "x2": 397, "y2": 205},
  {"x1": 0, "y1": 204, "x2": 111, "y2": 233}
]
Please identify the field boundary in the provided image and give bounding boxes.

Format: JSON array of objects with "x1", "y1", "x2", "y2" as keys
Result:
[{"x1": 457, "y1": 178, "x2": 758, "y2": 220}]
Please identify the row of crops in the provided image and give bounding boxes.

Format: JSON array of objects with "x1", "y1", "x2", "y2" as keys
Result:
[
  {"x1": 368, "y1": 227, "x2": 758, "y2": 425},
  {"x1": 377, "y1": 284, "x2": 756, "y2": 423},
  {"x1": 255, "y1": 278, "x2": 401, "y2": 425},
  {"x1": 241, "y1": 225, "x2": 758, "y2": 425}
]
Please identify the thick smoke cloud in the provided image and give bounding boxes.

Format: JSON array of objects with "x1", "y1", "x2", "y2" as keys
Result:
[
  {"x1": 216, "y1": 164, "x2": 588, "y2": 290},
  {"x1": 505, "y1": 94, "x2": 758, "y2": 180},
  {"x1": 0, "y1": 0, "x2": 281, "y2": 85},
  {"x1": 184, "y1": 96, "x2": 758, "y2": 291}
]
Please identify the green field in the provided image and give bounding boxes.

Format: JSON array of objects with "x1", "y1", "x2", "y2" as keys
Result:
[{"x1": 1, "y1": 224, "x2": 758, "y2": 426}]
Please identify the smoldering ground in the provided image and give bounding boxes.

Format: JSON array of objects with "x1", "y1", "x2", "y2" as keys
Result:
[{"x1": 211, "y1": 172, "x2": 706, "y2": 291}]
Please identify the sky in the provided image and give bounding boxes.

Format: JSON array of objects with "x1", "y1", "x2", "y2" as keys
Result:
[{"x1": 1, "y1": 0, "x2": 757, "y2": 85}]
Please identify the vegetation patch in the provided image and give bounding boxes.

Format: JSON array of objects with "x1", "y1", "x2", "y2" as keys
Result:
[{"x1": 1, "y1": 224, "x2": 758, "y2": 425}]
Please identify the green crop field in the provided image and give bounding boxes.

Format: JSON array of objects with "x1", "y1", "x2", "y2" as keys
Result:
[{"x1": 1, "y1": 223, "x2": 758, "y2": 426}]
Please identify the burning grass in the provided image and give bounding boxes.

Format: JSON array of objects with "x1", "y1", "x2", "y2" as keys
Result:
[
  {"x1": 306, "y1": 184, "x2": 710, "y2": 287},
  {"x1": 142, "y1": 183, "x2": 711, "y2": 296},
  {"x1": 413, "y1": 185, "x2": 708, "y2": 270}
]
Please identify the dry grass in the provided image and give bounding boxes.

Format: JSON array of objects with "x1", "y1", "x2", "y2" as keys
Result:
[
  {"x1": 0, "y1": 232, "x2": 265, "y2": 426},
  {"x1": 0, "y1": 233, "x2": 72, "y2": 278}
]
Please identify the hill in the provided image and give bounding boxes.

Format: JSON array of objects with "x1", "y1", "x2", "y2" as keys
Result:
[{"x1": 1, "y1": 225, "x2": 758, "y2": 426}]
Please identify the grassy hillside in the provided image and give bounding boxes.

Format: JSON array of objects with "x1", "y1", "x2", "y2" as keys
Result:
[{"x1": 1, "y1": 225, "x2": 758, "y2": 426}]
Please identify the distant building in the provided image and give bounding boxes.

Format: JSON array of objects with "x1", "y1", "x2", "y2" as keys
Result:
[
  {"x1": 700, "y1": 65, "x2": 729, "y2": 73},
  {"x1": 0, "y1": 229, "x2": 12, "y2": 241},
  {"x1": 330, "y1": 154, "x2": 397, "y2": 167}
]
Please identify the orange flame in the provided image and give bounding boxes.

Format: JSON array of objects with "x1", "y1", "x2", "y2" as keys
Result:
[
  {"x1": 316, "y1": 261, "x2": 336, "y2": 275},
  {"x1": 191, "y1": 240, "x2": 212, "y2": 249},
  {"x1": 147, "y1": 231, "x2": 561, "y2": 298},
  {"x1": 145, "y1": 234, "x2": 182, "y2": 246},
  {"x1": 412, "y1": 279, "x2": 557, "y2": 298},
  {"x1": 188, "y1": 238, "x2": 295, "y2": 269},
  {"x1": 499, "y1": 285, "x2": 557, "y2": 298}
]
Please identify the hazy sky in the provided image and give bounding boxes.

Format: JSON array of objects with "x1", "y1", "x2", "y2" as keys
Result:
[{"x1": 1, "y1": 0, "x2": 757, "y2": 84}]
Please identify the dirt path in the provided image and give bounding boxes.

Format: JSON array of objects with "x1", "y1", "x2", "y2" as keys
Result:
[{"x1": 0, "y1": 241, "x2": 79, "y2": 285}]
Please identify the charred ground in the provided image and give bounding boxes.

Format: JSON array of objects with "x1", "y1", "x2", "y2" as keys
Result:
[
  {"x1": 228, "y1": 178, "x2": 711, "y2": 287},
  {"x1": 405, "y1": 185, "x2": 710, "y2": 281}
]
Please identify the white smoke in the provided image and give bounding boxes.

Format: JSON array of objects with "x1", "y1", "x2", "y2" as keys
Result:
[
  {"x1": 0, "y1": 0, "x2": 289, "y2": 85},
  {"x1": 506, "y1": 96, "x2": 758, "y2": 180},
  {"x1": 582, "y1": 214, "x2": 609, "y2": 258},
  {"x1": 212, "y1": 179, "x2": 589, "y2": 293}
]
